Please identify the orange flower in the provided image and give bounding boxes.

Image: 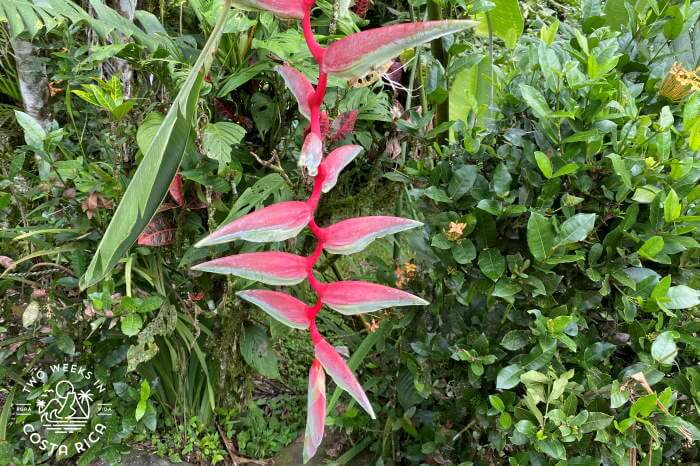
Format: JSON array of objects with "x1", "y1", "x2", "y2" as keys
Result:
[{"x1": 446, "y1": 222, "x2": 466, "y2": 241}]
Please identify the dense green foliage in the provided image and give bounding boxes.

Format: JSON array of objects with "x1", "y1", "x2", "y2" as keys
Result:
[{"x1": 1, "y1": 0, "x2": 699, "y2": 465}]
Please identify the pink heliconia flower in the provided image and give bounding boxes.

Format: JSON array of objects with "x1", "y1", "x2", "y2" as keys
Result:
[
  {"x1": 195, "y1": 201, "x2": 312, "y2": 247},
  {"x1": 322, "y1": 280, "x2": 429, "y2": 315},
  {"x1": 237, "y1": 289, "x2": 310, "y2": 329},
  {"x1": 314, "y1": 334, "x2": 375, "y2": 419},
  {"x1": 320, "y1": 145, "x2": 364, "y2": 193},
  {"x1": 303, "y1": 359, "x2": 326, "y2": 463},
  {"x1": 321, "y1": 20, "x2": 477, "y2": 79},
  {"x1": 276, "y1": 65, "x2": 315, "y2": 120},
  {"x1": 192, "y1": 252, "x2": 308, "y2": 285},
  {"x1": 190, "y1": 5, "x2": 456, "y2": 463},
  {"x1": 231, "y1": 0, "x2": 305, "y2": 19},
  {"x1": 323, "y1": 216, "x2": 423, "y2": 255},
  {"x1": 300, "y1": 132, "x2": 323, "y2": 176}
]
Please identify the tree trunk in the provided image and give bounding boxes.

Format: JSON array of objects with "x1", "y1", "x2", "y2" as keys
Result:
[
  {"x1": 112, "y1": 0, "x2": 138, "y2": 98},
  {"x1": 10, "y1": 39, "x2": 51, "y2": 128},
  {"x1": 427, "y1": 0, "x2": 448, "y2": 144}
]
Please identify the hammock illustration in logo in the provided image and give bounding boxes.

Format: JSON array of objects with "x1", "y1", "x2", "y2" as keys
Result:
[{"x1": 38, "y1": 380, "x2": 93, "y2": 433}]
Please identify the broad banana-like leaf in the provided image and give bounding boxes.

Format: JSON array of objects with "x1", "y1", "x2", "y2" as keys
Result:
[
  {"x1": 195, "y1": 201, "x2": 312, "y2": 247},
  {"x1": 237, "y1": 289, "x2": 310, "y2": 329},
  {"x1": 191, "y1": 252, "x2": 308, "y2": 286},
  {"x1": 79, "y1": 0, "x2": 232, "y2": 290},
  {"x1": 231, "y1": 0, "x2": 305, "y2": 19},
  {"x1": 321, "y1": 20, "x2": 477, "y2": 79},
  {"x1": 277, "y1": 65, "x2": 314, "y2": 120},
  {"x1": 323, "y1": 281, "x2": 429, "y2": 314},
  {"x1": 314, "y1": 335, "x2": 375, "y2": 419},
  {"x1": 303, "y1": 359, "x2": 326, "y2": 463},
  {"x1": 320, "y1": 145, "x2": 363, "y2": 193},
  {"x1": 300, "y1": 132, "x2": 323, "y2": 176},
  {"x1": 323, "y1": 216, "x2": 422, "y2": 255}
]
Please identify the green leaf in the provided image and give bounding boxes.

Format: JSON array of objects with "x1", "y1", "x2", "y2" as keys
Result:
[
  {"x1": 519, "y1": 84, "x2": 551, "y2": 119},
  {"x1": 449, "y1": 58, "x2": 491, "y2": 126},
  {"x1": 136, "y1": 112, "x2": 165, "y2": 154},
  {"x1": 651, "y1": 331, "x2": 678, "y2": 365},
  {"x1": 663, "y1": 189, "x2": 681, "y2": 223},
  {"x1": 54, "y1": 333, "x2": 75, "y2": 355},
  {"x1": 241, "y1": 324, "x2": 279, "y2": 379},
  {"x1": 606, "y1": 153, "x2": 631, "y2": 189},
  {"x1": 14, "y1": 110, "x2": 46, "y2": 149},
  {"x1": 452, "y1": 240, "x2": 476, "y2": 264},
  {"x1": 493, "y1": 163, "x2": 512, "y2": 197},
  {"x1": 534, "y1": 151, "x2": 553, "y2": 179},
  {"x1": 478, "y1": 249, "x2": 505, "y2": 281},
  {"x1": 135, "y1": 380, "x2": 151, "y2": 421},
  {"x1": 630, "y1": 394, "x2": 657, "y2": 418},
  {"x1": 580, "y1": 412, "x2": 613, "y2": 434},
  {"x1": 424, "y1": 186, "x2": 451, "y2": 203},
  {"x1": 489, "y1": 394, "x2": 505, "y2": 412},
  {"x1": 80, "y1": 1, "x2": 231, "y2": 290},
  {"x1": 500, "y1": 330, "x2": 529, "y2": 351},
  {"x1": 202, "y1": 121, "x2": 245, "y2": 165},
  {"x1": 536, "y1": 438, "x2": 566, "y2": 460},
  {"x1": 121, "y1": 313, "x2": 143, "y2": 337},
  {"x1": 666, "y1": 285, "x2": 700, "y2": 309},
  {"x1": 476, "y1": 0, "x2": 524, "y2": 48},
  {"x1": 527, "y1": 212, "x2": 554, "y2": 261},
  {"x1": 603, "y1": 0, "x2": 630, "y2": 31},
  {"x1": 684, "y1": 92, "x2": 700, "y2": 150},
  {"x1": 496, "y1": 364, "x2": 523, "y2": 389},
  {"x1": 554, "y1": 213, "x2": 596, "y2": 247},
  {"x1": 447, "y1": 165, "x2": 478, "y2": 200},
  {"x1": 552, "y1": 163, "x2": 578, "y2": 178},
  {"x1": 638, "y1": 236, "x2": 664, "y2": 259}
]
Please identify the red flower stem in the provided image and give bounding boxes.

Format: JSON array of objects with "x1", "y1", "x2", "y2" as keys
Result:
[{"x1": 303, "y1": 0, "x2": 330, "y2": 326}]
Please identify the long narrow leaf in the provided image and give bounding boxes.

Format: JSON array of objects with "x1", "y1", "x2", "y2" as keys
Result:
[{"x1": 80, "y1": 0, "x2": 232, "y2": 289}]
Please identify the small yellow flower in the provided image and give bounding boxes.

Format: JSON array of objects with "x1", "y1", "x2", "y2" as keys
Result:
[
  {"x1": 446, "y1": 222, "x2": 466, "y2": 241},
  {"x1": 645, "y1": 157, "x2": 658, "y2": 169},
  {"x1": 658, "y1": 63, "x2": 700, "y2": 101}
]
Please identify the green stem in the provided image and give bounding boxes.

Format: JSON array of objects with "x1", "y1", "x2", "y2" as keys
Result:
[{"x1": 428, "y1": 0, "x2": 448, "y2": 143}]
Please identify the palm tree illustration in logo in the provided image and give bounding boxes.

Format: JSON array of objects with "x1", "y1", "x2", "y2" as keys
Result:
[{"x1": 39, "y1": 380, "x2": 92, "y2": 433}]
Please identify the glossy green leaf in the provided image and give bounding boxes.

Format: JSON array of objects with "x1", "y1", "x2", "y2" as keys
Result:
[
  {"x1": 478, "y1": 249, "x2": 505, "y2": 281},
  {"x1": 527, "y1": 212, "x2": 554, "y2": 261},
  {"x1": 554, "y1": 213, "x2": 596, "y2": 247}
]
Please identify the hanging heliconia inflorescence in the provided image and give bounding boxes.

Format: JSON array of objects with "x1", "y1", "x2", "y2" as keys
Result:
[{"x1": 193, "y1": 1, "x2": 475, "y2": 461}]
